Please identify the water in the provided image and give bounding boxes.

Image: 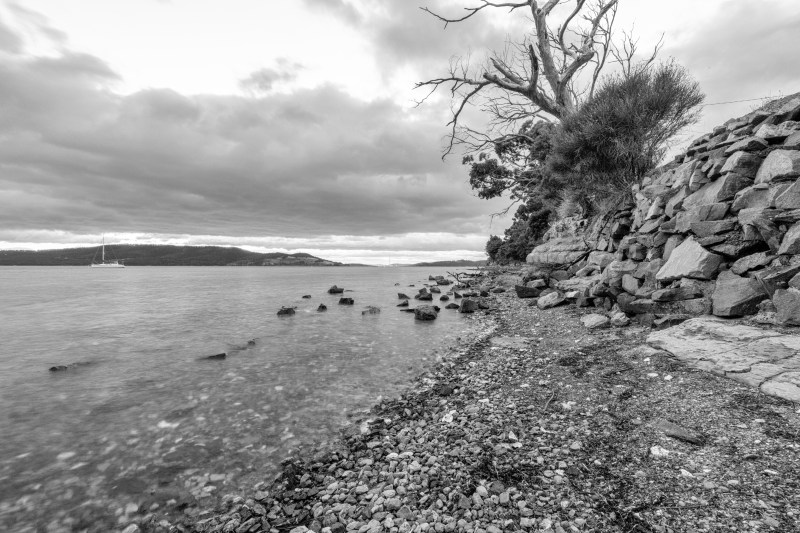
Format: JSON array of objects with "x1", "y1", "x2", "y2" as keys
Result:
[{"x1": 0, "y1": 266, "x2": 475, "y2": 532}]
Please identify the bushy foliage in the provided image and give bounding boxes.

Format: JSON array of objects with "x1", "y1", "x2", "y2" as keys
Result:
[
  {"x1": 548, "y1": 61, "x2": 704, "y2": 190},
  {"x1": 485, "y1": 235, "x2": 503, "y2": 261},
  {"x1": 486, "y1": 198, "x2": 553, "y2": 264}
]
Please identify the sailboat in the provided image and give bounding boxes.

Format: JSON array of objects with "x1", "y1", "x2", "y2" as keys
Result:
[{"x1": 90, "y1": 235, "x2": 125, "y2": 268}]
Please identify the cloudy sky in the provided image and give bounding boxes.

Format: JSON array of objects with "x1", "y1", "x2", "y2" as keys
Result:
[{"x1": 1, "y1": 0, "x2": 799, "y2": 264}]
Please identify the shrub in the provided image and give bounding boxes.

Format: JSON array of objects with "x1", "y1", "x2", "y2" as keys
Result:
[{"x1": 549, "y1": 61, "x2": 704, "y2": 192}]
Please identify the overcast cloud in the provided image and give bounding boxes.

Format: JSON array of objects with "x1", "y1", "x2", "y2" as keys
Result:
[{"x1": 1, "y1": 1, "x2": 799, "y2": 263}]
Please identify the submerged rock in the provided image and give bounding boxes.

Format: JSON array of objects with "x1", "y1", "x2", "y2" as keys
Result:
[
  {"x1": 413, "y1": 305, "x2": 438, "y2": 321},
  {"x1": 362, "y1": 306, "x2": 380, "y2": 315},
  {"x1": 459, "y1": 299, "x2": 479, "y2": 314}
]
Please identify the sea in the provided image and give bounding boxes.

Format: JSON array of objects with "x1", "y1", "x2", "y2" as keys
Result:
[{"x1": 0, "y1": 266, "x2": 478, "y2": 532}]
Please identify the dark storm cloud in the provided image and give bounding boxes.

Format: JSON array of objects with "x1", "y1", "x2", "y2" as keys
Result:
[{"x1": 0, "y1": 35, "x2": 500, "y2": 240}]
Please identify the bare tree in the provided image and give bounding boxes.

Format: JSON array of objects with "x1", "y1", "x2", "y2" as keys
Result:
[{"x1": 416, "y1": 0, "x2": 619, "y2": 156}]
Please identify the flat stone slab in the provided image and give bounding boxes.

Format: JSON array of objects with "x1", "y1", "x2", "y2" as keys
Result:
[{"x1": 647, "y1": 316, "x2": 800, "y2": 402}]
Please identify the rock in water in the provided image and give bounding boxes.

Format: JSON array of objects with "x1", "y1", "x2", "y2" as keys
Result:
[
  {"x1": 362, "y1": 306, "x2": 380, "y2": 315},
  {"x1": 397, "y1": 293, "x2": 410, "y2": 300},
  {"x1": 414, "y1": 305, "x2": 438, "y2": 321},
  {"x1": 439, "y1": 295, "x2": 449, "y2": 301},
  {"x1": 277, "y1": 307, "x2": 296, "y2": 316},
  {"x1": 301, "y1": 295, "x2": 311, "y2": 299},
  {"x1": 317, "y1": 304, "x2": 327, "y2": 311},
  {"x1": 205, "y1": 353, "x2": 227, "y2": 360},
  {"x1": 397, "y1": 300, "x2": 409, "y2": 307},
  {"x1": 459, "y1": 299, "x2": 479, "y2": 314},
  {"x1": 445, "y1": 303, "x2": 459, "y2": 309},
  {"x1": 327, "y1": 285, "x2": 344, "y2": 294},
  {"x1": 338, "y1": 297, "x2": 354, "y2": 305}
]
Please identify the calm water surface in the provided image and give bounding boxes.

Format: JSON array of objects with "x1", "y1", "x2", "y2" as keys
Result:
[{"x1": 0, "y1": 266, "x2": 475, "y2": 532}]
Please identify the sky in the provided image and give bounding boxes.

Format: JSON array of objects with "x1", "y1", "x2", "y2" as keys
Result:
[{"x1": 1, "y1": 0, "x2": 799, "y2": 264}]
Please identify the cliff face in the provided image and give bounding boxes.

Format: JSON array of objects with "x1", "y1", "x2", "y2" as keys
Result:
[{"x1": 526, "y1": 94, "x2": 800, "y2": 326}]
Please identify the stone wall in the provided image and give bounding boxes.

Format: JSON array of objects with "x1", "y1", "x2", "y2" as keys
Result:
[{"x1": 524, "y1": 94, "x2": 800, "y2": 327}]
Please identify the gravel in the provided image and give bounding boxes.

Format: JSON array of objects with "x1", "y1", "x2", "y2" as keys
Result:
[{"x1": 133, "y1": 269, "x2": 799, "y2": 533}]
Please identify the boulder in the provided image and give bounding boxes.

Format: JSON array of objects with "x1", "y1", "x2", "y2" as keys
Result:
[
  {"x1": 610, "y1": 312, "x2": 630, "y2": 326},
  {"x1": 587, "y1": 251, "x2": 615, "y2": 269},
  {"x1": 774, "y1": 178, "x2": 800, "y2": 209},
  {"x1": 689, "y1": 218, "x2": 738, "y2": 238},
  {"x1": 338, "y1": 298, "x2": 354, "y2": 305},
  {"x1": 651, "y1": 285, "x2": 703, "y2": 302},
  {"x1": 778, "y1": 221, "x2": 800, "y2": 255},
  {"x1": 617, "y1": 295, "x2": 656, "y2": 314},
  {"x1": 674, "y1": 203, "x2": 729, "y2": 233},
  {"x1": 755, "y1": 150, "x2": 800, "y2": 185},
  {"x1": 724, "y1": 136, "x2": 768, "y2": 154},
  {"x1": 327, "y1": 285, "x2": 344, "y2": 294},
  {"x1": 732, "y1": 185, "x2": 770, "y2": 212},
  {"x1": 731, "y1": 252, "x2": 774, "y2": 275},
  {"x1": 526, "y1": 237, "x2": 589, "y2": 267},
  {"x1": 755, "y1": 121, "x2": 800, "y2": 141},
  {"x1": 526, "y1": 279, "x2": 548, "y2": 289},
  {"x1": 581, "y1": 314, "x2": 610, "y2": 329},
  {"x1": 439, "y1": 295, "x2": 450, "y2": 301},
  {"x1": 397, "y1": 300, "x2": 409, "y2": 307},
  {"x1": 621, "y1": 274, "x2": 642, "y2": 295},
  {"x1": 514, "y1": 285, "x2": 541, "y2": 298},
  {"x1": 301, "y1": 295, "x2": 311, "y2": 299},
  {"x1": 459, "y1": 299, "x2": 479, "y2": 314},
  {"x1": 362, "y1": 306, "x2": 380, "y2": 315},
  {"x1": 711, "y1": 271, "x2": 767, "y2": 317},
  {"x1": 277, "y1": 307, "x2": 296, "y2": 316},
  {"x1": 414, "y1": 305, "x2": 438, "y2": 321},
  {"x1": 416, "y1": 292, "x2": 433, "y2": 301},
  {"x1": 445, "y1": 303, "x2": 460, "y2": 309},
  {"x1": 774, "y1": 288, "x2": 800, "y2": 325},
  {"x1": 755, "y1": 263, "x2": 800, "y2": 296},
  {"x1": 656, "y1": 237, "x2": 724, "y2": 282},
  {"x1": 791, "y1": 272, "x2": 800, "y2": 290},
  {"x1": 785, "y1": 131, "x2": 800, "y2": 149},
  {"x1": 398, "y1": 293, "x2": 410, "y2": 300},
  {"x1": 317, "y1": 304, "x2": 328, "y2": 311},
  {"x1": 720, "y1": 151, "x2": 763, "y2": 179},
  {"x1": 537, "y1": 291, "x2": 566, "y2": 310},
  {"x1": 683, "y1": 173, "x2": 752, "y2": 207},
  {"x1": 204, "y1": 353, "x2": 226, "y2": 360}
]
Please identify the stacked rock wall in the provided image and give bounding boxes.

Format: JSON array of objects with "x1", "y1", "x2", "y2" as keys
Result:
[{"x1": 525, "y1": 94, "x2": 800, "y2": 327}]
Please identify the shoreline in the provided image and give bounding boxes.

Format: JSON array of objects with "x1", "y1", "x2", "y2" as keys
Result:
[{"x1": 141, "y1": 271, "x2": 798, "y2": 532}]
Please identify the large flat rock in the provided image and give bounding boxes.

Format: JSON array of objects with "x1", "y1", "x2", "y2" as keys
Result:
[{"x1": 647, "y1": 317, "x2": 800, "y2": 402}]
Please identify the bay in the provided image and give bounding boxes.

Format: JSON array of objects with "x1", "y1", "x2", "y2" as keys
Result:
[{"x1": 0, "y1": 266, "x2": 473, "y2": 532}]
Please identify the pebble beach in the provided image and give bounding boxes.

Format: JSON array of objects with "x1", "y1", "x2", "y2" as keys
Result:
[{"x1": 132, "y1": 269, "x2": 800, "y2": 533}]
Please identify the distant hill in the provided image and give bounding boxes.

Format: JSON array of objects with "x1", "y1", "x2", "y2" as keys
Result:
[
  {"x1": 0, "y1": 245, "x2": 343, "y2": 267},
  {"x1": 411, "y1": 259, "x2": 487, "y2": 267}
]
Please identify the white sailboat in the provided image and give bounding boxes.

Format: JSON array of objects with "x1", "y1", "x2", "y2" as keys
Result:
[{"x1": 90, "y1": 235, "x2": 125, "y2": 268}]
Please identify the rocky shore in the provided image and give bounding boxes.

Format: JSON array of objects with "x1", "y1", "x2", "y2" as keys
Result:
[{"x1": 142, "y1": 273, "x2": 799, "y2": 533}]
